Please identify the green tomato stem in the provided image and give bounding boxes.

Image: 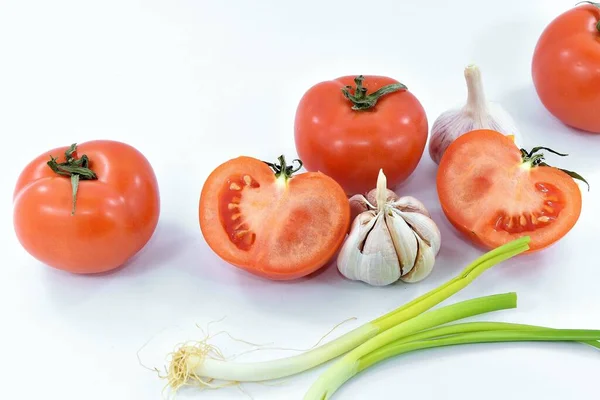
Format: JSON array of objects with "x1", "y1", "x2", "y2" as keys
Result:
[
  {"x1": 46, "y1": 143, "x2": 98, "y2": 215},
  {"x1": 341, "y1": 75, "x2": 407, "y2": 111},
  {"x1": 263, "y1": 154, "x2": 303, "y2": 180},
  {"x1": 519, "y1": 146, "x2": 589, "y2": 190}
]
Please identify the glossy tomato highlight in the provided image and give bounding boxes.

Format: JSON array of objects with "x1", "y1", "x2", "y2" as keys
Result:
[
  {"x1": 532, "y1": 3, "x2": 600, "y2": 133},
  {"x1": 294, "y1": 75, "x2": 428, "y2": 195},
  {"x1": 437, "y1": 130, "x2": 584, "y2": 252},
  {"x1": 199, "y1": 155, "x2": 350, "y2": 280},
  {"x1": 13, "y1": 141, "x2": 160, "y2": 274}
]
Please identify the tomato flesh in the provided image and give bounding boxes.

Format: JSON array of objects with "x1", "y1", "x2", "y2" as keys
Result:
[
  {"x1": 491, "y1": 182, "x2": 566, "y2": 234},
  {"x1": 437, "y1": 130, "x2": 582, "y2": 252},
  {"x1": 199, "y1": 156, "x2": 350, "y2": 280}
]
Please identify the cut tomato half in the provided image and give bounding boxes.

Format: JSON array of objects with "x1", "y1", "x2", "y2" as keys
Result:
[
  {"x1": 199, "y1": 155, "x2": 351, "y2": 280},
  {"x1": 437, "y1": 129, "x2": 584, "y2": 252}
]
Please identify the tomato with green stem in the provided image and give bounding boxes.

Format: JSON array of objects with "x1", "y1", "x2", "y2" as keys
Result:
[
  {"x1": 13, "y1": 141, "x2": 160, "y2": 274},
  {"x1": 199, "y1": 155, "x2": 350, "y2": 280},
  {"x1": 436, "y1": 129, "x2": 587, "y2": 252},
  {"x1": 294, "y1": 75, "x2": 428, "y2": 195},
  {"x1": 532, "y1": 2, "x2": 600, "y2": 133}
]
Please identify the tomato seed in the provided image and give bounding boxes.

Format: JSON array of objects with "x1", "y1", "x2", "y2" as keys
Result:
[
  {"x1": 531, "y1": 213, "x2": 538, "y2": 225},
  {"x1": 219, "y1": 174, "x2": 262, "y2": 251},
  {"x1": 535, "y1": 183, "x2": 550, "y2": 193},
  {"x1": 244, "y1": 232, "x2": 256, "y2": 245}
]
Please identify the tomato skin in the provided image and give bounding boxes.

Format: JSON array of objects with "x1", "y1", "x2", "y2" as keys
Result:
[
  {"x1": 199, "y1": 156, "x2": 350, "y2": 280},
  {"x1": 13, "y1": 140, "x2": 160, "y2": 274},
  {"x1": 437, "y1": 129, "x2": 582, "y2": 253},
  {"x1": 294, "y1": 75, "x2": 428, "y2": 195},
  {"x1": 532, "y1": 4, "x2": 600, "y2": 133}
]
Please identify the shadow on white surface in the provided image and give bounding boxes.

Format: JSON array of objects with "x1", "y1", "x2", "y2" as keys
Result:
[
  {"x1": 37, "y1": 220, "x2": 193, "y2": 307},
  {"x1": 393, "y1": 155, "x2": 438, "y2": 201},
  {"x1": 498, "y1": 85, "x2": 600, "y2": 160},
  {"x1": 121, "y1": 220, "x2": 194, "y2": 276}
]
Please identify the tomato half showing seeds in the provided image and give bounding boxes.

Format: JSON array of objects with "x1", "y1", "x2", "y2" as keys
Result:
[
  {"x1": 13, "y1": 141, "x2": 160, "y2": 274},
  {"x1": 531, "y1": 3, "x2": 600, "y2": 133},
  {"x1": 199, "y1": 155, "x2": 351, "y2": 280},
  {"x1": 437, "y1": 129, "x2": 585, "y2": 252},
  {"x1": 294, "y1": 75, "x2": 428, "y2": 195}
]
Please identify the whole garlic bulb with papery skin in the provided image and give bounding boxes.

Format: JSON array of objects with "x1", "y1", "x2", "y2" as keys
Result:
[
  {"x1": 428, "y1": 64, "x2": 520, "y2": 164},
  {"x1": 337, "y1": 169, "x2": 441, "y2": 286}
]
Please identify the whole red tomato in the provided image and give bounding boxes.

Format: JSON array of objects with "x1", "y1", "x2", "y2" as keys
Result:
[
  {"x1": 13, "y1": 140, "x2": 160, "y2": 274},
  {"x1": 294, "y1": 75, "x2": 428, "y2": 195},
  {"x1": 532, "y1": 3, "x2": 600, "y2": 133}
]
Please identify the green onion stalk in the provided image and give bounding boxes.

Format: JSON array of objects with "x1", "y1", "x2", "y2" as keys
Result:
[
  {"x1": 304, "y1": 317, "x2": 600, "y2": 399},
  {"x1": 166, "y1": 237, "x2": 531, "y2": 390}
]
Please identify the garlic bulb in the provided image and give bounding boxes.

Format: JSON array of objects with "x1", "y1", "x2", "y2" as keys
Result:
[
  {"x1": 428, "y1": 64, "x2": 520, "y2": 164},
  {"x1": 337, "y1": 169, "x2": 441, "y2": 286}
]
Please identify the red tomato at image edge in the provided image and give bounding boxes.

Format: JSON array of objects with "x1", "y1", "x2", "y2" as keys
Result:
[
  {"x1": 294, "y1": 75, "x2": 429, "y2": 195},
  {"x1": 532, "y1": 3, "x2": 600, "y2": 133},
  {"x1": 12, "y1": 140, "x2": 160, "y2": 274}
]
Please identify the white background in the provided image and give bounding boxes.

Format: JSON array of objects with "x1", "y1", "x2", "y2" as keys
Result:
[{"x1": 1, "y1": 0, "x2": 599, "y2": 399}]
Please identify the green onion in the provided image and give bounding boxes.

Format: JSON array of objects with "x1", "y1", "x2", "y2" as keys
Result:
[
  {"x1": 165, "y1": 237, "x2": 530, "y2": 390},
  {"x1": 304, "y1": 325, "x2": 600, "y2": 400}
]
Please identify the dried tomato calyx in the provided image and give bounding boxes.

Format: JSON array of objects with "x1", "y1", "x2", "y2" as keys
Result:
[
  {"x1": 263, "y1": 155, "x2": 303, "y2": 180},
  {"x1": 520, "y1": 146, "x2": 589, "y2": 191},
  {"x1": 341, "y1": 75, "x2": 407, "y2": 111},
  {"x1": 47, "y1": 143, "x2": 98, "y2": 215}
]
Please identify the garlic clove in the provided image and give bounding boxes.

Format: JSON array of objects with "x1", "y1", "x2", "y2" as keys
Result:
[
  {"x1": 366, "y1": 187, "x2": 399, "y2": 209},
  {"x1": 391, "y1": 196, "x2": 431, "y2": 217},
  {"x1": 337, "y1": 210, "x2": 402, "y2": 286},
  {"x1": 399, "y1": 235, "x2": 435, "y2": 283},
  {"x1": 395, "y1": 209, "x2": 441, "y2": 255},
  {"x1": 336, "y1": 211, "x2": 378, "y2": 282},
  {"x1": 365, "y1": 169, "x2": 399, "y2": 210},
  {"x1": 357, "y1": 211, "x2": 402, "y2": 286},
  {"x1": 384, "y1": 208, "x2": 418, "y2": 276},
  {"x1": 348, "y1": 194, "x2": 376, "y2": 222}
]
